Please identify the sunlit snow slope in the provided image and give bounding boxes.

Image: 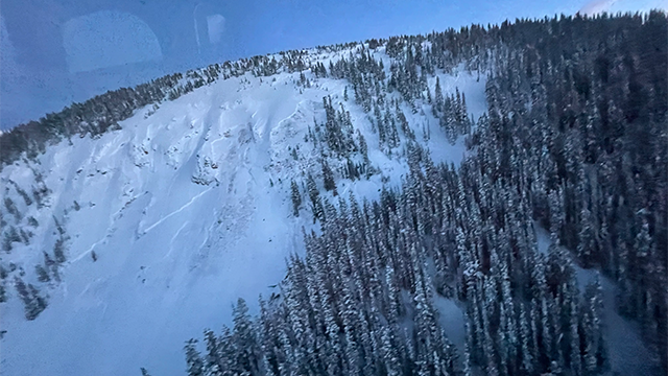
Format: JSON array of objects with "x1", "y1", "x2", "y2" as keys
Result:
[{"x1": 0, "y1": 48, "x2": 486, "y2": 376}]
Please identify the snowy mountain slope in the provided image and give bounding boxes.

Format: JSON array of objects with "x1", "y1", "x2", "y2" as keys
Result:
[
  {"x1": 1, "y1": 22, "x2": 663, "y2": 376},
  {"x1": 0, "y1": 49, "x2": 486, "y2": 376}
]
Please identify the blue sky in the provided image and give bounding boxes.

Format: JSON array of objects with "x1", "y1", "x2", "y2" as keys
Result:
[{"x1": 0, "y1": 0, "x2": 664, "y2": 129}]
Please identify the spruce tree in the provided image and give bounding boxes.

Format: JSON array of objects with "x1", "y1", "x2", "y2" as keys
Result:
[
  {"x1": 290, "y1": 180, "x2": 302, "y2": 217},
  {"x1": 184, "y1": 339, "x2": 204, "y2": 376},
  {"x1": 322, "y1": 160, "x2": 336, "y2": 193}
]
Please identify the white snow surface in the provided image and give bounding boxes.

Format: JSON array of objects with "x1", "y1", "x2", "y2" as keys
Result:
[
  {"x1": 0, "y1": 53, "x2": 487, "y2": 376},
  {"x1": 434, "y1": 295, "x2": 466, "y2": 351}
]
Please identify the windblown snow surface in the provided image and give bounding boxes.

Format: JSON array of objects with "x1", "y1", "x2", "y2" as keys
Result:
[{"x1": 0, "y1": 47, "x2": 485, "y2": 376}]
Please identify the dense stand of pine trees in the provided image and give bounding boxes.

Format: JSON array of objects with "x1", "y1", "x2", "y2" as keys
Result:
[{"x1": 186, "y1": 151, "x2": 613, "y2": 376}]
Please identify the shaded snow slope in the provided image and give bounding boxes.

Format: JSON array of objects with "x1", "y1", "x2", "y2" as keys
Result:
[{"x1": 0, "y1": 53, "x2": 486, "y2": 376}]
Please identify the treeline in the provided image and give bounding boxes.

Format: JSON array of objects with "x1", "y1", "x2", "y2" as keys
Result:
[
  {"x1": 0, "y1": 44, "x2": 365, "y2": 170},
  {"x1": 0, "y1": 73, "x2": 182, "y2": 166}
]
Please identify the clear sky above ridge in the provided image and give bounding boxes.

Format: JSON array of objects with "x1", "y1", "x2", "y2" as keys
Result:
[{"x1": 0, "y1": 0, "x2": 664, "y2": 130}]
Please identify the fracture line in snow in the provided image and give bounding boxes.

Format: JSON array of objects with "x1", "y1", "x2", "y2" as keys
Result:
[
  {"x1": 163, "y1": 221, "x2": 190, "y2": 261},
  {"x1": 140, "y1": 186, "x2": 215, "y2": 235},
  {"x1": 70, "y1": 238, "x2": 107, "y2": 264}
]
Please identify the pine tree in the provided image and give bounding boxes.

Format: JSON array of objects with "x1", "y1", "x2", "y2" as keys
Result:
[
  {"x1": 35, "y1": 264, "x2": 50, "y2": 282},
  {"x1": 232, "y1": 298, "x2": 260, "y2": 375},
  {"x1": 519, "y1": 302, "x2": 535, "y2": 374},
  {"x1": 184, "y1": 339, "x2": 204, "y2": 376},
  {"x1": 582, "y1": 275, "x2": 606, "y2": 376},
  {"x1": 434, "y1": 77, "x2": 443, "y2": 116},
  {"x1": 203, "y1": 329, "x2": 224, "y2": 376},
  {"x1": 381, "y1": 325, "x2": 402, "y2": 376},
  {"x1": 14, "y1": 277, "x2": 47, "y2": 320},
  {"x1": 307, "y1": 173, "x2": 325, "y2": 222},
  {"x1": 567, "y1": 281, "x2": 582, "y2": 376},
  {"x1": 290, "y1": 180, "x2": 302, "y2": 217},
  {"x1": 322, "y1": 160, "x2": 337, "y2": 194},
  {"x1": 577, "y1": 201, "x2": 597, "y2": 268}
]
